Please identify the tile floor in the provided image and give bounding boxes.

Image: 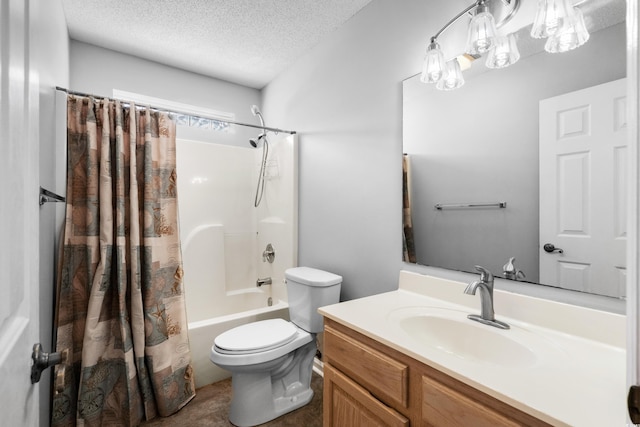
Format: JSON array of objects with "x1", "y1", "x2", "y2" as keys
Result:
[{"x1": 141, "y1": 373, "x2": 323, "y2": 427}]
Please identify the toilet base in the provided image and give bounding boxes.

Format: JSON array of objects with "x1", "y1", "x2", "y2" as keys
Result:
[{"x1": 228, "y1": 340, "x2": 317, "y2": 427}]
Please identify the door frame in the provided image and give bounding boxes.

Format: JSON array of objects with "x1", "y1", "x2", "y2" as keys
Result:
[{"x1": 628, "y1": 0, "x2": 640, "y2": 424}]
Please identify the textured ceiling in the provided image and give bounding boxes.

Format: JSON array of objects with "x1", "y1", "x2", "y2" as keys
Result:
[{"x1": 61, "y1": 0, "x2": 373, "y2": 89}]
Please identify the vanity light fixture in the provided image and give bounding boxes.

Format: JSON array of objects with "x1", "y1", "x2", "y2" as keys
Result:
[
  {"x1": 543, "y1": 6, "x2": 589, "y2": 53},
  {"x1": 530, "y1": 0, "x2": 573, "y2": 39},
  {"x1": 466, "y1": 0, "x2": 499, "y2": 55},
  {"x1": 485, "y1": 33, "x2": 520, "y2": 68},
  {"x1": 421, "y1": 0, "x2": 590, "y2": 91},
  {"x1": 420, "y1": 39, "x2": 447, "y2": 83},
  {"x1": 436, "y1": 59, "x2": 466, "y2": 90}
]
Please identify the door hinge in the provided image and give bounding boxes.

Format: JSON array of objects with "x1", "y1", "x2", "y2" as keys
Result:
[{"x1": 628, "y1": 385, "x2": 640, "y2": 424}]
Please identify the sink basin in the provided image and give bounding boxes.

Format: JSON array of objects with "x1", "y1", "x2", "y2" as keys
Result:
[{"x1": 387, "y1": 307, "x2": 551, "y2": 368}]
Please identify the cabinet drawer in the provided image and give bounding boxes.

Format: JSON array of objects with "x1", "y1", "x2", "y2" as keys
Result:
[
  {"x1": 422, "y1": 375, "x2": 550, "y2": 427},
  {"x1": 324, "y1": 325, "x2": 409, "y2": 408},
  {"x1": 325, "y1": 364, "x2": 410, "y2": 427}
]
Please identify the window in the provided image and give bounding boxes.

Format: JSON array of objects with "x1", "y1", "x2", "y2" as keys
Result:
[{"x1": 113, "y1": 90, "x2": 234, "y2": 133}]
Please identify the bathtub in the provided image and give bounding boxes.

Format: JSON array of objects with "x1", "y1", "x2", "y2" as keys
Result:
[{"x1": 188, "y1": 297, "x2": 290, "y2": 388}]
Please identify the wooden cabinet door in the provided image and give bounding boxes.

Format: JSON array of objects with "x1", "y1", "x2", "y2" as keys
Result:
[
  {"x1": 324, "y1": 364, "x2": 410, "y2": 427},
  {"x1": 324, "y1": 325, "x2": 409, "y2": 408}
]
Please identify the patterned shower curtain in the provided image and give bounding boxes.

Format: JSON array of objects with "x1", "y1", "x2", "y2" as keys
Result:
[
  {"x1": 52, "y1": 95, "x2": 195, "y2": 426},
  {"x1": 402, "y1": 154, "x2": 416, "y2": 263}
]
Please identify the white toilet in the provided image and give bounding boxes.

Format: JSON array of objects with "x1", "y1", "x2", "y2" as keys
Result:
[{"x1": 209, "y1": 266, "x2": 342, "y2": 427}]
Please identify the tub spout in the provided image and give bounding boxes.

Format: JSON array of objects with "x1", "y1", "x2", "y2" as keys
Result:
[{"x1": 256, "y1": 277, "x2": 272, "y2": 287}]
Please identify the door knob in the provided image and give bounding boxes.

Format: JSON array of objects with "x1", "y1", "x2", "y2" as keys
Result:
[
  {"x1": 31, "y1": 343, "x2": 65, "y2": 384},
  {"x1": 543, "y1": 243, "x2": 564, "y2": 254}
]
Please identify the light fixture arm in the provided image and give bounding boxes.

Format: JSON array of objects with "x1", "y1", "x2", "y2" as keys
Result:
[
  {"x1": 431, "y1": 0, "x2": 482, "y2": 42},
  {"x1": 430, "y1": 0, "x2": 519, "y2": 43}
]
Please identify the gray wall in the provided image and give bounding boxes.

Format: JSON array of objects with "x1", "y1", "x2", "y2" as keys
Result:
[
  {"x1": 262, "y1": 0, "x2": 433, "y2": 300},
  {"x1": 262, "y1": 0, "x2": 626, "y2": 309}
]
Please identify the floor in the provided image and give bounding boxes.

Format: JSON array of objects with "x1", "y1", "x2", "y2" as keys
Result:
[{"x1": 141, "y1": 373, "x2": 323, "y2": 427}]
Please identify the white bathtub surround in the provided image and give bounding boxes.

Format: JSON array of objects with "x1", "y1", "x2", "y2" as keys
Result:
[
  {"x1": 319, "y1": 271, "x2": 625, "y2": 426},
  {"x1": 176, "y1": 134, "x2": 298, "y2": 388}
]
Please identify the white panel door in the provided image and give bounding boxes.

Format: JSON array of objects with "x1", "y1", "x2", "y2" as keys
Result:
[
  {"x1": 0, "y1": 0, "x2": 41, "y2": 425},
  {"x1": 539, "y1": 78, "x2": 627, "y2": 297}
]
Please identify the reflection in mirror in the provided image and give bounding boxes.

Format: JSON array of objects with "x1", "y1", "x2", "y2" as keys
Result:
[{"x1": 402, "y1": 0, "x2": 626, "y2": 299}]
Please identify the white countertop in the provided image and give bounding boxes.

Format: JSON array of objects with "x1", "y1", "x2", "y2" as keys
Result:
[{"x1": 318, "y1": 271, "x2": 626, "y2": 426}]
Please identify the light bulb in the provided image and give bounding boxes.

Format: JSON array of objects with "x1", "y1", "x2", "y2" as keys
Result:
[
  {"x1": 531, "y1": 0, "x2": 574, "y2": 39},
  {"x1": 436, "y1": 59, "x2": 465, "y2": 91},
  {"x1": 420, "y1": 40, "x2": 446, "y2": 84},
  {"x1": 485, "y1": 33, "x2": 520, "y2": 69},
  {"x1": 545, "y1": 7, "x2": 590, "y2": 53},
  {"x1": 466, "y1": 3, "x2": 498, "y2": 55}
]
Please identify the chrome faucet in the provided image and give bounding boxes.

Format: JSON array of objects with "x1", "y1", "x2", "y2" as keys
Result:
[
  {"x1": 256, "y1": 277, "x2": 272, "y2": 287},
  {"x1": 502, "y1": 257, "x2": 526, "y2": 281},
  {"x1": 464, "y1": 265, "x2": 510, "y2": 330}
]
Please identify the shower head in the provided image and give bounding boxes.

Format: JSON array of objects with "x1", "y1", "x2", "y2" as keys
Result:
[{"x1": 249, "y1": 132, "x2": 266, "y2": 148}]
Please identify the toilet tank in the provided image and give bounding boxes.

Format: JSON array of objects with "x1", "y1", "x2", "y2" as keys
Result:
[{"x1": 284, "y1": 267, "x2": 342, "y2": 333}]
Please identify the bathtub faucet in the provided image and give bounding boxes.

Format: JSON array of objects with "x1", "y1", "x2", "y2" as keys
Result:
[
  {"x1": 256, "y1": 277, "x2": 272, "y2": 287},
  {"x1": 263, "y1": 244, "x2": 275, "y2": 263}
]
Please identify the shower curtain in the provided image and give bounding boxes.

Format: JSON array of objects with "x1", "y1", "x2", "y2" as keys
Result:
[
  {"x1": 402, "y1": 154, "x2": 416, "y2": 263},
  {"x1": 52, "y1": 95, "x2": 195, "y2": 426}
]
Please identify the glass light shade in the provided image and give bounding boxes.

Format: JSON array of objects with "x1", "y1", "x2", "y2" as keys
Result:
[
  {"x1": 466, "y1": 6, "x2": 498, "y2": 55},
  {"x1": 420, "y1": 41, "x2": 446, "y2": 83},
  {"x1": 544, "y1": 7, "x2": 590, "y2": 53},
  {"x1": 436, "y1": 59, "x2": 465, "y2": 91},
  {"x1": 485, "y1": 33, "x2": 520, "y2": 69},
  {"x1": 530, "y1": 0, "x2": 573, "y2": 39}
]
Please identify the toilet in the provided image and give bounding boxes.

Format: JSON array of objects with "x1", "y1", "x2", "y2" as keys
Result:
[{"x1": 209, "y1": 266, "x2": 342, "y2": 427}]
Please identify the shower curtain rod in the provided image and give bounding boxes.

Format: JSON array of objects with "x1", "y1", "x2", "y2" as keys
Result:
[{"x1": 55, "y1": 87, "x2": 297, "y2": 135}]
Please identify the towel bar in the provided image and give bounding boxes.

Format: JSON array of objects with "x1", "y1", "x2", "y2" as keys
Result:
[{"x1": 435, "y1": 202, "x2": 506, "y2": 210}]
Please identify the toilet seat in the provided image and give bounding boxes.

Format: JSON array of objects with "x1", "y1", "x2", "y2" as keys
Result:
[
  {"x1": 211, "y1": 322, "x2": 313, "y2": 367},
  {"x1": 214, "y1": 318, "x2": 298, "y2": 355}
]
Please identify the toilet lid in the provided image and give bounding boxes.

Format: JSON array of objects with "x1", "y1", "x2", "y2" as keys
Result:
[{"x1": 214, "y1": 318, "x2": 298, "y2": 354}]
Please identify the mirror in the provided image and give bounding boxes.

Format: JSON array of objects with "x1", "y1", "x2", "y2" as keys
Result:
[{"x1": 402, "y1": 0, "x2": 626, "y2": 299}]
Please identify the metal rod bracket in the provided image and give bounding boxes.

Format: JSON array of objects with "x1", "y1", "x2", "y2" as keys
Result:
[{"x1": 39, "y1": 187, "x2": 66, "y2": 206}]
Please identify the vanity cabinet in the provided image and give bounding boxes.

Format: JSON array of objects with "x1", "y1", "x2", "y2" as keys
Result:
[{"x1": 323, "y1": 318, "x2": 551, "y2": 427}]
